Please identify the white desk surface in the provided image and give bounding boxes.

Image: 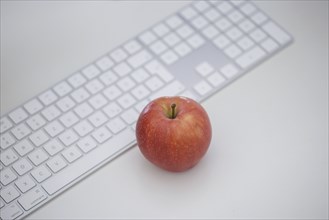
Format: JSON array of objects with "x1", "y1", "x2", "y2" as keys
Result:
[{"x1": 1, "y1": 1, "x2": 328, "y2": 219}]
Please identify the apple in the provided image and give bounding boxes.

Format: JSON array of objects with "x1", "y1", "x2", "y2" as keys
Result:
[{"x1": 136, "y1": 96, "x2": 212, "y2": 172}]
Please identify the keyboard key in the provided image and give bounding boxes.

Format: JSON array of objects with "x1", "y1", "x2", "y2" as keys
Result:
[
  {"x1": 135, "y1": 99, "x2": 149, "y2": 112},
  {"x1": 150, "y1": 80, "x2": 185, "y2": 100},
  {"x1": 53, "y1": 81, "x2": 73, "y2": 97},
  {"x1": 62, "y1": 146, "x2": 82, "y2": 163},
  {"x1": 145, "y1": 76, "x2": 164, "y2": 91},
  {"x1": 250, "y1": 28, "x2": 267, "y2": 43},
  {"x1": 0, "y1": 168, "x2": 17, "y2": 185},
  {"x1": 0, "y1": 203, "x2": 23, "y2": 220},
  {"x1": 193, "y1": 1, "x2": 210, "y2": 12},
  {"x1": 24, "y1": 99, "x2": 43, "y2": 115},
  {"x1": 176, "y1": 25, "x2": 194, "y2": 39},
  {"x1": 239, "y1": 20, "x2": 256, "y2": 33},
  {"x1": 131, "y1": 68, "x2": 150, "y2": 83},
  {"x1": 88, "y1": 111, "x2": 108, "y2": 127},
  {"x1": 31, "y1": 165, "x2": 52, "y2": 183},
  {"x1": 9, "y1": 108, "x2": 28, "y2": 124},
  {"x1": 202, "y1": 25, "x2": 219, "y2": 39},
  {"x1": 26, "y1": 114, "x2": 46, "y2": 131},
  {"x1": 1, "y1": 148, "x2": 19, "y2": 166},
  {"x1": 99, "y1": 70, "x2": 118, "y2": 85},
  {"x1": 96, "y1": 56, "x2": 114, "y2": 71},
  {"x1": 74, "y1": 102, "x2": 93, "y2": 118},
  {"x1": 15, "y1": 175, "x2": 36, "y2": 193},
  {"x1": 88, "y1": 93, "x2": 108, "y2": 110},
  {"x1": 131, "y1": 85, "x2": 150, "y2": 100},
  {"x1": 74, "y1": 120, "x2": 94, "y2": 137},
  {"x1": 103, "y1": 102, "x2": 122, "y2": 118},
  {"x1": 195, "y1": 62, "x2": 215, "y2": 77},
  {"x1": 124, "y1": 40, "x2": 142, "y2": 54},
  {"x1": 85, "y1": 79, "x2": 104, "y2": 94},
  {"x1": 174, "y1": 42, "x2": 192, "y2": 57},
  {"x1": 68, "y1": 73, "x2": 87, "y2": 88},
  {"x1": 1, "y1": 132, "x2": 16, "y2": 150},
  {"x1": 0, "y1": 185, "x2": 20, "y2": 203},
  {"x1": 191, "y1": 15, "x2": 208, "y2": 30},
  {"x1": 213, "y1": 34, "x2": 231, "y2": 49},
  {"x1": 161, "y1": 50, "x2": 179, "y2": 65},
  {"x1": 12, "y1": 158, "x2": 33, "y2": 176},
  {"x1": 224, "y1": 44, "x2": 242, "y2": 58},
  {"x1": 227, "y1": 10, "x2": 244, "y2": 23},
  {"x1": 59, "y1": 111, "x2": 79, "y2": 128},
  {"x1": 226, "y1": 27, "x2": 243, "y2": 41},
  {"x1": 237, "y1": 36, "x2": 255, "y2": 51},
  {"x1": 14, "y1": 139, "x2": 34, "y2": 156},
  {"x1": 71, "y1": 87, "x2": 90, "y2": 103},
  {"x1": 262, "y1": 21, "x2": 292, "y2": 45},
  {"x1": 153, "y1": 23, "x2": 170, "y2": 37},
  {"x1": 44, "y1": 120, "x2": 64, "y2": 137},
  {"x1": 41, "y1": 105, "x2": 61, "y2": 121},
  {"x1": 204, "y1": 8, "x2": 220, "y2": 22},
  {"x1": 215, "y1": 18, "x2": 232, "y2": 32},
  {"x1": 58, "y1": 129, "x2": 79, "y2": 146},
  {"x1": 42, "y1": 128, "x2": 135, "y2": 195},
  {"x1": 194, "y1": 80, "x2": 212, "y2": 96},
  {"x1": 47, "y1": 155, "x2": 67, "y2": 173},
  {"x1": 240, "y1": 3, "x2": 256, "y2": 16},
  {"x1": 111, "y1": 48, "x2": 128, "y2": 63},
  {"x1": 117, "y1": 94, "x2": 136, "y2": 109},
  {"x1": 221, "y1": 63, "x2": 239, "y2": 78},
  {"x1": 113, "y1": 62, "x2": 132, "y2": 77},
  {"x1": 261, "y1": 38, "x2": 279, "y2": 53},
  {"x1": 180, "y1": 6, "x2": 198, "y2": 20},
  {"x1": 145, "y1": 60, "x2": 163, "y2": 74},
  {"x1": 207, "y1": 72, "x2": 226, "y2": 87},
  {"x1": 251, "y1": 12, "x2": 268, "y2": 25},
  {"x1": 77, "y1": 136, "x2": 97, "y2": 153},
  {"x1": 56, "y1": 96, "x2": 76, "y2": 112},
  {"x1": 28, "y1": 149, "x2": 49, "y2": 166},
  {"x1": 121, "y1": 109, "x2": 139, "y2": 125},
  {"x1": 39, "y1": 90, "x2": 58, "y2": 106},
  {"x1": 29, "y1": 130, "x2": 49, "y2": 147},
  {"x1": 127, "y1": 50, "x2": 152, "y2": 69},
  {"x1": 150, "y1": 40, "x2": 168, "y2": 55},
  {"x1": 164, "y1": 32, "x2": 181, "y2": 47},
  {"x1": 0, "y1": 117, "x2": 13, "y2": 133},
  {"x1": 11, "y1": 123, "x2": 31, "y2": 140},
  {"x1": 217, "y1": 1, "x2": 233, "y2": 14},
  {"x1": 82, "y1": 64, "x2": 100, "y2": 79},
  {"x1": 236, "y1": 46, "x2": 266, "y2": 69},
  {"x1": 117, "y1": 76, "x2": 136, "y2": 92},
  {"x1": 139, "y1": 31, "x2": 157, "y2": 45},
  {"x1": 43, "y1": 139, "x2": 64, "y2": 156},
  {"x1": 92, "y1": 127, "x2": 112, "y2": 143},
  {"x1": 187, "y1": 34, "x2": 205, "y2": 49},
  {"x1": 18, "y1": 187, "x2": 47, "y2": 211},
  {"x1": 166, "y1": 15, "x2": 183, "y2": 29},
  {"x1": 107, "y1": 118, "x2": 126, "y2": 134}
]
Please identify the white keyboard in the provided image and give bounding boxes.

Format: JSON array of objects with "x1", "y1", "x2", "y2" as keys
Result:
[{"x1": 0, "y1": 1, "x2": 293, "y2": 219}]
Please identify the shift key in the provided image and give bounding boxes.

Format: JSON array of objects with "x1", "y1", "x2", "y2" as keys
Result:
[{"x1": 18, "y1": 187, "x2": 47, "y2": 210}]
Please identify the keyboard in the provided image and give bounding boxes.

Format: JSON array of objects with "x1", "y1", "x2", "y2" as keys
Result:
[{"x1": 0, "y1": 1, "x2": 293, "y2": 219}]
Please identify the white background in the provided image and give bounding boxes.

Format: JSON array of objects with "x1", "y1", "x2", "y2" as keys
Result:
[{"x1": 1, "y1": 1, "x2": 328, "y2": 219}]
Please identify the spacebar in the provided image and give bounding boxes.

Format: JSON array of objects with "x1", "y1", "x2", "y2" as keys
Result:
[{"x1": 42, "y1": 128, "x2": 135, "y2": 195}]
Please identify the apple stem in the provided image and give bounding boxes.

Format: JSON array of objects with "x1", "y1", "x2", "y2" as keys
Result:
[{"x1": 171, "y1": 103, "x2": 176, "y2": 119}]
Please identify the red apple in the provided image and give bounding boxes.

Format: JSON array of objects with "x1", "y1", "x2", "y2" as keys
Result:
[{"x1": 136, "y1": 96, "x2": 212, "y2": 172}]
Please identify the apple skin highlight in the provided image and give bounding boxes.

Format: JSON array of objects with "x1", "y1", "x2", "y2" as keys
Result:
[{"x1": 136, "y1": 96, "x2": 212, "y2": 172}]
